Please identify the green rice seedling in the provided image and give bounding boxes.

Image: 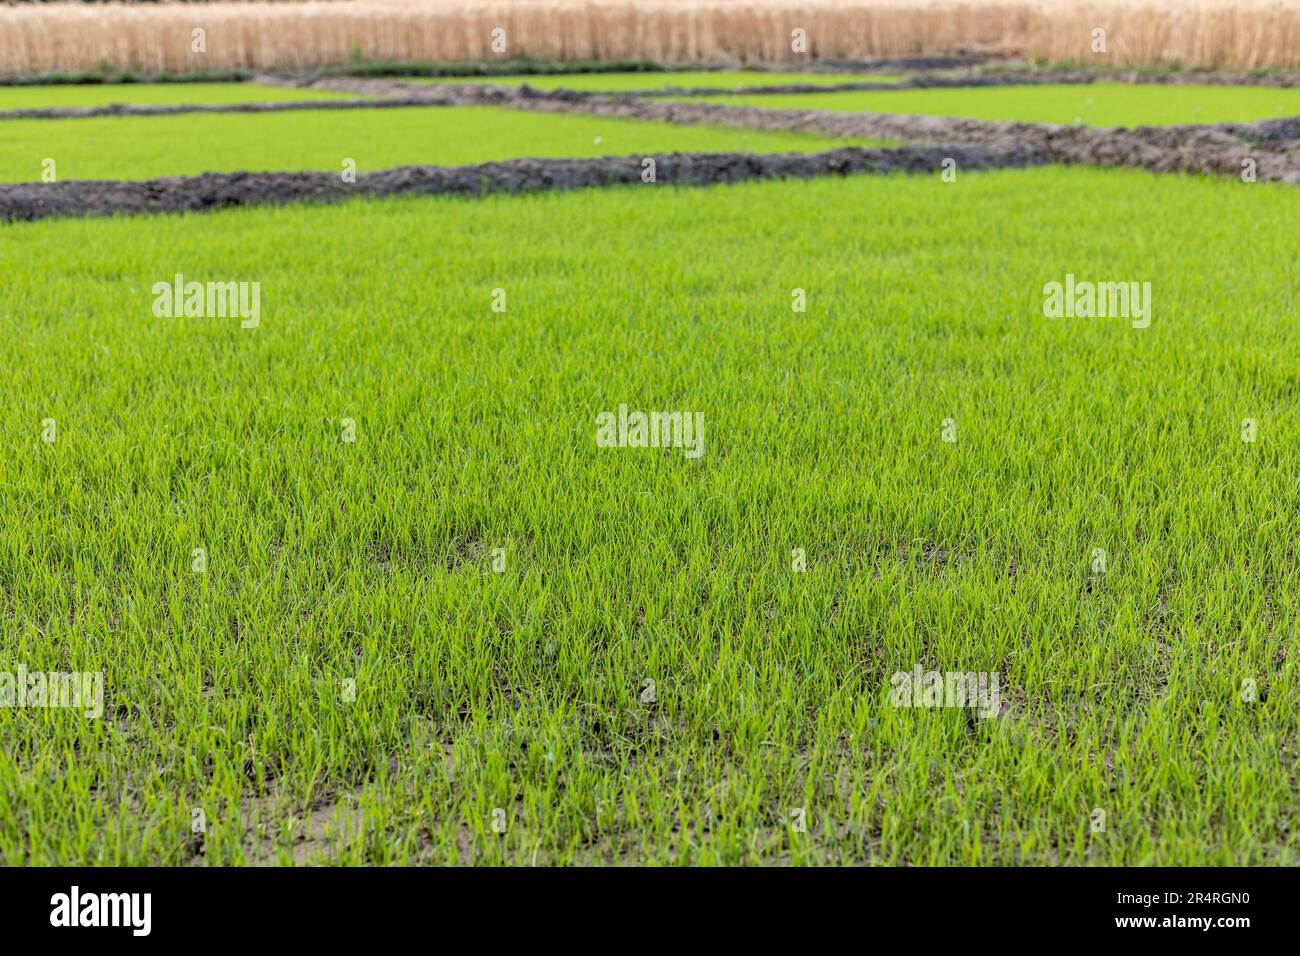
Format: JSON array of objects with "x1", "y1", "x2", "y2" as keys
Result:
[{"x1": 0, "y1": 166, "x2": 1295, "y2": 865}]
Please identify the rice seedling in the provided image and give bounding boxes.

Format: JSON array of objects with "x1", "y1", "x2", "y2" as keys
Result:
[{"x1": 1, "y1": 166, "x2": 1295, "y2": 865}]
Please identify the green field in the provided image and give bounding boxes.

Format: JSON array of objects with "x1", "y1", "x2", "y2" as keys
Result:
[
  {"x1": 0, "y1": 106, "x2": 888, "y2": 182},
  {"x1": 1, "y1": 167, "x2": 1295, "y2": 865},
  {"x1": 0, "y1": 82, "x2": 360, "y2": 111},
  {"x1": 413, "y1": 70, "x2": 903, "y2": 91},
  {"x1": 674, "y1": 82, "x2": 1300, "y2": 126}
]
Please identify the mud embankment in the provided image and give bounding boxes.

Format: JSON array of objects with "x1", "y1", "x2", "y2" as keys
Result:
[
  {"x1": 0, "y1": 146, "x2": 1041, "y2": 223},
  {"x1": 506, "y1": 93, "x2": 1300, "y2": 184}
]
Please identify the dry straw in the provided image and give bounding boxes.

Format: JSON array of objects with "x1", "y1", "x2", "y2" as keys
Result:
[{"x1": 1, "y1": 1, "x2": 1297, "y2": 78}]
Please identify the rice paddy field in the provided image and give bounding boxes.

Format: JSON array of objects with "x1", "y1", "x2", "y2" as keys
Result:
[
  {"x1": 0, "y1": 106, "x2": 888, "y2": 183},
  {"x1": 1, "y1": 40, "x2": 1298, "y2": 871}
]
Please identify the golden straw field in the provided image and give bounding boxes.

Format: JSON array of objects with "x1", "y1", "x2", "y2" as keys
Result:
[{"x1": 0, "y1": 1, "x2": 1298, "y2": 78}]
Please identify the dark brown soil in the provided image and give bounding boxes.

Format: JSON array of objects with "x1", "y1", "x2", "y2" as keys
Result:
[
  {"x1": 507, "y1": 95, "x2": 1300, "y2": 184},
  {"x1": 0, "y1": 145, "x2": 1042, "y2": 223}
]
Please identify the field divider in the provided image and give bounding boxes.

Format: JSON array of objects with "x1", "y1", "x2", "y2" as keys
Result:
[
  {"x1": 497, "y1": 92, "x2": 1300, "y2": 184},
  {"x1": 276, "y1": 79, "x2": 1300, "y2": 182},
  {"x1": 0, "y1": 145, "x2": 1047, "y2": 223}
]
